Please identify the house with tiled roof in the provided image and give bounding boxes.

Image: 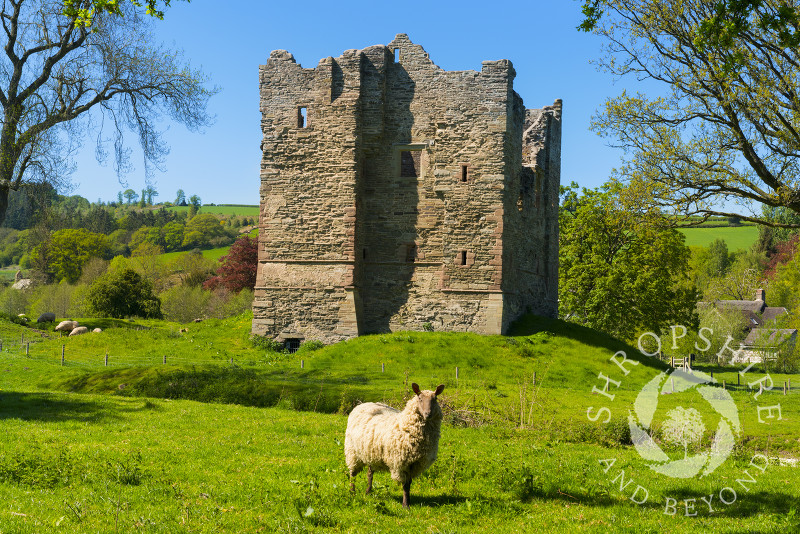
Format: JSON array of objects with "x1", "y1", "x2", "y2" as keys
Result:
[{"x1": 712, "y1": 289, "x2": 795, "y2": 364}]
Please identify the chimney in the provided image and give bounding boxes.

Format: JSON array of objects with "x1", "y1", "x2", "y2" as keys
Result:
[{"x1": 755, "y1": 288, "x2": 766, "y2": 302}]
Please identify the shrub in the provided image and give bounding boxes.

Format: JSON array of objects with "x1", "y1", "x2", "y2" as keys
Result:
[
  {"x1": 159, "y1": 285, "x2": 210, "y2": 323},
  {"x1": 85, "y1": 268, "x2": 162, "y2": 319}
]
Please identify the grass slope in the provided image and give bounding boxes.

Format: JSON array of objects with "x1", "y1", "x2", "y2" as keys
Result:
[
  {"x1": 678, "y1": 225, "x2": 759, "y2": 250},
  {"x1": 1, "y1": 314, "x2": 799, "y2": 532}
]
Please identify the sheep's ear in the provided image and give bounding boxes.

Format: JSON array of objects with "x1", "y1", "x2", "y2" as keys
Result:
[
  {"x1": 412, "y1": 383, "x2": 421, "y2": 395},
  {"x1": 435, "y1": 384, "x2": 445, "y2": 397}
]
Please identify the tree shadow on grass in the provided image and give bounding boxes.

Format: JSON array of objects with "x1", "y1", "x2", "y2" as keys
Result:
[
  {"x1": 0, "y1": 390, "x2": 159, "y2": 423},
  {"x1": 508, "y1": 315, "x2": 669, "y2": 371}
]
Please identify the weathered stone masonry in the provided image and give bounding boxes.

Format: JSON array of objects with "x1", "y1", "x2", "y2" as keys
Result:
[{"x1": 253, "y1": 34, "x2": 560, "y2": 344}]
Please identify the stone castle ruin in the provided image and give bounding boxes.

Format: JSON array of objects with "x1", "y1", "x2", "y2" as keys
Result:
[{"x1": 253, "y1": 34, "x2": 560, "y2": 345}]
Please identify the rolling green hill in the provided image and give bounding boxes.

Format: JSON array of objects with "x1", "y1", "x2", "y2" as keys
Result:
[
  {"x1": 166, "y1": 204, "x2": 259, "y2": 217},
  {"x1": 678, "y1": 225, "x2": 759, "y2": 250},
  {"x1": 0, "y1": 314, "x2": 798, "y2": 532}
]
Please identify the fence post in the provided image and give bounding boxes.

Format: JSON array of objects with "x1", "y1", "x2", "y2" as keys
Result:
[
  {"x1": 455, "y1": 366, "x2": 459, "y2": 380},
  {"x1": 723, "y1": 380, "x2": 726, "y2": 390},
  {"x1": 381, "y1": 362, "x2": 385, "y2": 373},
  {"x1": 163, "y1": 354, "x2": 166, "y2": 365},
  {"x1": 105, "y1": 351, "x2": 109, "y2": 366},
  {"x1": 301, "y1": 359, "x2": 304, "y2": 369},
  {"x1": 533, "y1": 371, "x2": 536, "y2": 387},
  {"x1": 20, "y1": 334, "x2": 23, "y2": 346},
  {"x1": 25, "y1": 342, "x2": 29, "y2": 356},
  {"x1": 61, "y1": 345, "x2": 65, "y2": 366}
]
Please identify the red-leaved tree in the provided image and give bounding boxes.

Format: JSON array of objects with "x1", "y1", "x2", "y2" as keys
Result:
[{"x1": 204, "y1": 235, "x2": 258, "y2": 293}]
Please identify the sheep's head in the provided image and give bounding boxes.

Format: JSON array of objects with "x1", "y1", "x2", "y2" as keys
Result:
[{"x1": 411, "y1": 383, "x2": 445, "y2": 420}]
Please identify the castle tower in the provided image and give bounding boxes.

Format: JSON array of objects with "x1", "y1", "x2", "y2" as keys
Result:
[{"x1": 253, "y1": 35, "x2": 560, "y2": 345}]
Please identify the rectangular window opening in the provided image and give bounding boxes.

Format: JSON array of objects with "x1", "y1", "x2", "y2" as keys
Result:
[
  {"x1": 284, "y1": 339, "x2": 302, "y2": 354},
  {"x1": 393, "y1": 47, "x2": 400, "y2": 63},
  {"x1": 298, "y1": 107, "x2": 308, "y2": 128},
  {"x1": 406, "y1": 244, "x2": 417, "y2": 263},
  {"x1": 461, "y1": 165, "x2": 468, "y2": 183},
  {"x1": 362, "y1": 248, "x2": 367, "y2": 260},
  {"x1": 400, "y1": 150, "x2": 421, "y2": 178},
  {"x1": 460, "y1": 250, "x2": 468, "y2": 266}
]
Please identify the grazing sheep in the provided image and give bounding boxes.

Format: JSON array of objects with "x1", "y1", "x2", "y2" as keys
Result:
[
  {"x1": 345, "y1": 382, "x2": 445, "y2": 508},
  {"x1": 69, "y1": 326, "x2": 88, "y2": 336},
  {"x1": 55, "y1": 320, "x2": 78, "y2": 332},
  {"x1": 37, "y1": 313, "x2": 56, "y2": 323}
]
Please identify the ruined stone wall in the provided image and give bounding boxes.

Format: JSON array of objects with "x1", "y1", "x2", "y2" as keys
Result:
[
  {"x1": 355, "y1": 35, "x2": 513, "y2": 334},
  {"x1": 252, "y1": 49, "x2": 361, "y2": 341},
  {"x1": 253, "y1": 35, "x2": 560, "y2": 343},
  {"x1": 501, "y1": 100, "x2": 562, "y2": 330}
]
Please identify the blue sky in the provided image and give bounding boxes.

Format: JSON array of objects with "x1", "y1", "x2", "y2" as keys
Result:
[{"x1": 72, "y1": 0, "x2": 629, "y2": 205}]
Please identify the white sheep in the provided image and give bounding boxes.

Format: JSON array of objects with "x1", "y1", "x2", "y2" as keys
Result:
[{"x1": 344, "y1": 382, "x2": 445, "y2": 508}]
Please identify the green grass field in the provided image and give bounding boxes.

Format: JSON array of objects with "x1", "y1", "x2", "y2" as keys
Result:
[
  {"x1": 166, "y1": 205, "x2": 259, "y2": 217},
  {"x1": 1, "y1": 314, "x2": 798, "y2": 532},
  {"x1": 678, "y1": 225, "x2": 760, "y2": 250}
]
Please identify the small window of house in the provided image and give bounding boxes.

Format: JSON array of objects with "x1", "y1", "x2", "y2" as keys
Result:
[
  {"x1": 400, "y1": 150, "x2": 421, "y2": 178},
  {"x1": 461, "y1": 165, "x2": 469, "y2": 183},
  {"x1": 460, "y1": 251, "x2": 468, "y2": 266},
  {"x1": 298, "y1": 107, "x2": 308, "y2": 128}
]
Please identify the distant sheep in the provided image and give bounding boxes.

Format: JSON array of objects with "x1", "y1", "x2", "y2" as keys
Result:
[
  {"x1": 345, "y1": 383, "x2": 445, "y2": 508},
  {"x1": 69, "y1": 326, "x2": 88, "y2": 336},
  {"x1": 37, "y1": 313, "x2": 56, "y2": 323},
  {"x1": 55, "y1": 321, "x2": 78, "y2": 332}
]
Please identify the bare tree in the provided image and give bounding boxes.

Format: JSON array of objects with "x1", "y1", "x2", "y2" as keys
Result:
[{"x1": 0, "y1": 0, "x2": 215, "y2": 225}]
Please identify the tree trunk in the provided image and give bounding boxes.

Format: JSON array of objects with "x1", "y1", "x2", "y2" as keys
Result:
[{"x1": 0, "y1": 184, "x2": 10, "y2": 227}]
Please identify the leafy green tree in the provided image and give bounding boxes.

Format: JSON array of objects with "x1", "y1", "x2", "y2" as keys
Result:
[
  {"x1": 182, "y1": 213, "x2": 222, "y2": 249},
  {"x1": 188, "y1": 194, "x2": 201, "y2": 217},
  {"x1": 580, "y1": 0, "x2": 800, "y2": 226},
  {"x1": 706, "y1": 239, "x2": 731, "y2": 278},
  {"x1": 175, "y1": 189, "x2": 186, "y2": 206},
  {"x1": 86, "y1": 268, "x2": 162, "y2": 319},
  {"x1": 559, "y1": 185, "x2": 698, "y2": 341},
  {"x1": 129, "y1": 226, "x2": 165, "y2": 250},
  {"x1": 117, "y1": 191, "x2": 124, "y2": 205},
  {"x1": 123, "y1": 189, "x2": 139, "y2": 205},
  {"x1": 36, "y1": 228, "x2": 108, "y2": 283},
  {"x1": 162, "y1": 220, "x2": 185, "y2": 251},
  {"x1": 0, "y1": 0, "x2": 214, "y2": 226}
]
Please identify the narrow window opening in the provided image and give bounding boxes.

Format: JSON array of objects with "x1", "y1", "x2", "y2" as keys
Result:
[
  {"x1": 400, "y1": 150, "x2": 421, "y2": 178},
  {"x1": 284, "y1": 338, "x2": 301, "y2": 354},
  {"x1": 393, "y1": 47, "x2": 400, "y2": 62},
  {"x1": 460, "y1": 251, "x2": 468, "y2": 266},
  {"x1": 298, "y1": 107, "x2": 308, "y2": 128},
  {"x1": 405, "y1": 243, "x2": 417, "y2": 263},
  {"x1": 460, "y1": 165, "x2": 468, "y2": 183},
  {"x1": 362, "y1": 248, "x2": 367, "y2": 260}
]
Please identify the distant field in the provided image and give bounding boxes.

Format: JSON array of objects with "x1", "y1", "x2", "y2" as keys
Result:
[
  {"x1": 159, "y1": 246, "x2": 231, "y2": 263},
  {"x1": 166, "y1": 205, "x2": 259, "y2": 217},
  {"x1": 678, "y1": 225, "x2": 759, "y2": 250}
]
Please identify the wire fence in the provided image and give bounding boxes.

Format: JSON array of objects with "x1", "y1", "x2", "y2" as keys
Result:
[{"x1": 1, "y1": 332, "x2": 797, "y2": 399}]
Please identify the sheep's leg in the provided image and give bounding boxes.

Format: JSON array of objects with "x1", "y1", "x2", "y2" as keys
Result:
[
  {"x1": 402, "y1": 479, "x2": 411, "y2": 508},
  {"x1": 365, "y1": 466, "x2": 374, "y2": 495},
  {"x1": 349, "y1": 473, "x2": 355, "y2": 493}
]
